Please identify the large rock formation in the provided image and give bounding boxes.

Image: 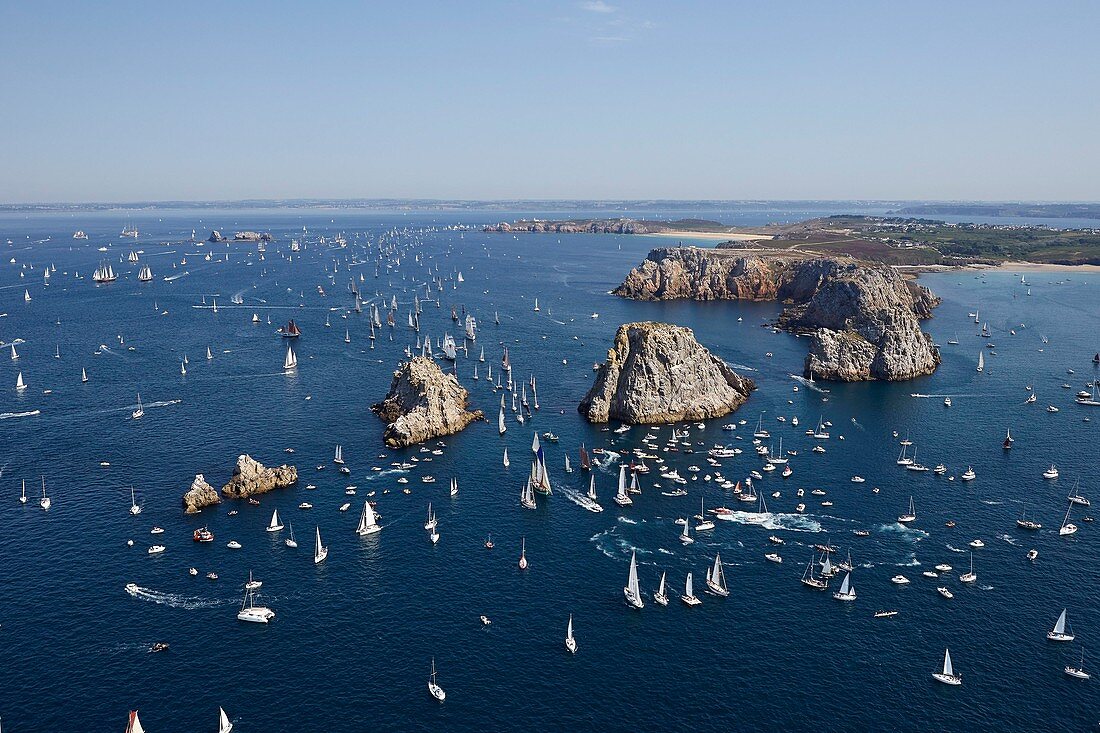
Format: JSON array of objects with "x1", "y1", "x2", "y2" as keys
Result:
[
  {"x1": 182, "y1": 474, "x2": 219, "y2": 514},
  {"x1": 220, "y1": 455, "x2": 298, "y2": 499},
  {"x1": 579, "y1": 322, "x2": 755, "y2": 424},
  {"x1": 614, "y1": 248, "x2": 941, "y2": 381},
  {"x1": 372, "y1": 357, "x2": 483, "y2": 448}
]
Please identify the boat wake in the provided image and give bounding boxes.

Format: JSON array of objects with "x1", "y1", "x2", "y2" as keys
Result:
[
  {"x1": 366, "y1": 468, "x2": 409, "y2": 480},
  {"x1": 557, "y1": 487, "x2": 604, "y2": 513},
  {"x1": 164, "y1": 271, "x2": 189, "y2": 281},
  {"x1": 878, "y1": 523, "x2": 929, "y2": 542},
  {"x1": 981, "y1": 500, "x2": 1004, "y2": 505},
  {"x1": 979, "y1": 584, "x2": 994, "y2": 591},
  {"x1": 589, "y1": 528, "x2": 653, "y2": 562},
  {"x1": 617, "y1": 517, "x2": 638, "y2": 525},
  {"x1": 789, "y1": 374, "x2": 828, "y2": 393},
  {"x1": 124, "y1": 584, "x2": 226, "y2": 610},
  {"x1": 716, "y1": 511, "x2": 822, "y2": 533},
  {"x1": 997, "y1": 533, "x2": 1018, "y2": 546},
  {"x1": 849, "y1": 417, "x2": 865, "y2": 430},
  {"x1": 945, "y1": 544, "x2": 965, "y2": 553},
  {"x1": 0, "y1": 410, "x2": 41, "y2": 420},
  {"x1": 895, "y1": 553, "x2": 922, "y2": 567}
]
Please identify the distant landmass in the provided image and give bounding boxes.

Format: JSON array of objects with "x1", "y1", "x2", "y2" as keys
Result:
[
  {"x1": 891, "y1": 203, "x2": 1100, "y2": 220},
  {"x1": 485, "y1": 214, "x2": 1100, "y2": 266}
]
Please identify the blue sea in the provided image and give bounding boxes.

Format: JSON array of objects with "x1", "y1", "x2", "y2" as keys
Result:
[{"x1": 0, "y1": 207, "x2": 1097, "y2": 732}]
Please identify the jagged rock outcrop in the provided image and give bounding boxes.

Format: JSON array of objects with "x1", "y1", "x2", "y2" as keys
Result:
[
  {"x1": 220, "y1": 455, "x2": 298, "y2": 499},
  {"x1": 372, "y1": 356, "x2": 483, "y2": 448},
  {"x1": 579, "y1": 322, "x2": 755, "y2": 424},
  {"x1": 614, "y1": 248, "x2": 941, "y2": 381},
  {"x1": 207, "y1": 230, "x2": 226, "y2": 243},
  {"x1": 182, "y1": 474, "x2": 220, "y2": 514}
]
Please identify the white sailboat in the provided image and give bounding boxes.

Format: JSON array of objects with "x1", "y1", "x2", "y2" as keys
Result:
[
  {"x1": 39, "y1": 478, "x2": 51, "y2": 510},
  {"x1": 428, "y1": 658, "x2": 446, "y2": 701},
  {"x1": 679, "y1": 515, "x2": 694, "y2": 545},
  {"x1": 357, "y1": 500, "x2": 381, "y2": 535},
  {"x1": 283, "y1": 344, "x2": 297, "y2": 371},
  {"x1": 237, "y1": 586, "x2": 275, "y2": 623},
  {"x1": 15, "y1": 372, "x2": 26, "y2": 391},
  {"x1": 20, "y1": 478, "x2": 27, "y2": 504},
  {"x1": 503, "y1": 447, "x2": 510, "y2": 467},
  {"x1": 498, "y1": 403, "x2": 506, "y2": 435},
  {"x1": 696, "y1": 496, "x2": 715, "y2": 531},
  {"x1": 519, "y1": 537, "x2": 528, "y2": 569},
  {"x1": 285, "y1": 522, "x2": 298, "y2": 547},
  {"x1": 932, "y1": 648, "x2": 962, "y2": 685},
  {"x1": 125, "y1": 710, "x2": 146, "y2": 733},
  {"x1": 218, "y1": 707, "x2": 233, "y2": 733},
  {"x1": 705, "y1": 553, "x2": 728, "y2": 596},
  {"x1": 81, "y1": 367, "x2": 88, "y2": 383},
  {"x1": 565, "y1": 614, "x2": 577, "y2": 654},
  {"x1": 1065, "y1": 649, "x2": 1091, "y2": 680},
  {"x1": 976, "y1": 351, "x2": 984, "y2": 372},
  {"x1": 898, "y1": 496, "x2": 916, "y2": 523},
  {"x1": 1047, "y1": 608, "x2": 1075, "y2": 641},
  {"x1": 333, "y1": 444, "x2": 344, "y2": 465},
  {"x1": 959, "y1": 552, "x2": 977, "y2": 583},
  {"x1": 1060, "y1": 504, "x2": 1078, "y2": 536},
  {"x1": 132, "y1": 393, "x2": 144, "y2": 419},
  {"x1": 653, "y1": 570, "x2": 669, "y2": 606},
  {"x1": 424, "y1": 502, "x2": 437, "y2": 531},
  {"x1": 623, "y1": 550, "x2": 644, "y2": 608},
  {"x1": 313, "y1": 526, "x2": 328, "y2": 563},
  {"x1": 129, "y1": 486, "x2": 141, "y2": 515},
  {"x1": 614, "y1": 465, "x2": 632, "y2": 506},
  {"x1": 681, "y1": 572, "x2": 701, "y2": 606},
  {"x1": 832, "y1": 571, "x2": 856, "y2": 601},
  {"x1": 267, "y1": 508, "x2": 283, "y2": 532}
]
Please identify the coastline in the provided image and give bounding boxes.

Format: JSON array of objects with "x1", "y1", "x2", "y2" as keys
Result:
[
  {"x1": 648, "y1": 230, "x2": 774, "y2": 242},
  {"x1": 898, "y1": 261, "x2": 1100, "y2": 274}
]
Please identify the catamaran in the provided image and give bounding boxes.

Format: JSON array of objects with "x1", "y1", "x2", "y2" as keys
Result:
[
  {"x1": 357, "y1": 500, "x2": 381, "y2": 535},
  {"x1": 237, "y1": 586, "x2": 275, "y2": 623},
  {"x1": 932, "y1": 648, "x2": 962, "y2": 685},
  {"x1": 624, "y1": 551, "x2": 644, "y2": 608},
  {"x1": 705, "y1": 553, "x2": 728, "y2": 596},
  {"x1": 313, "y1": 526, "x2": 328, "y2": 563}
]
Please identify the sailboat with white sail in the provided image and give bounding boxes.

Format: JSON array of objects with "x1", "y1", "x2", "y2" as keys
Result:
[
  {"x1": 653, "y1": 570, "x2": 669, "y2": 606},
  {"x1": 218, "y1": 707, "x2": 233, "y2": 733},
  {"x1": 623, "y1": 551, "x2": 644, "y2": 608},
  {"x1": 705, "y1": 553, "x2": 728, "y2": 596},
  {"x1": 565, "y1": 614, "x2": 577, "y2": 654},
  {"x1": 237, "y1": 586, "x2": 275, "y2": 623},
  {"x1": 1047, "y1": 608, "x2": 1075, "y2": 641},
  {"x1": 125, "y1": 710, "x2": 146, "y2": 733},
  {"x1": 428, "y1": 658, "x2": 446, "y2": 701},
  {"x1": 681, "y1": 572, "x2": 701, "y2": 606},
  {"x1": 128, "y1": 486, "x2": 141, "y2": 515},
  {"x1": 267, "y1": 509, "x2": 283, "y2": 532},
  {"x1": 313, "y1": 526, "x2": 328, "y2": 563},
  {"x1": 613, "y1": 465, "x2": 632, "y2": 507},
  {"x1": 285, "y1": 522, "x2": 297, "y2": 547},
  {"x1": 932, "y1": 648, "x2": 962, "y2": 685},
  {"x1": 131, "y1": 393, "x2": 144, "y2": 419},
  {"x1": 832, "y1": 571, "x2": 856, "y2": 601},
  {"x1": 350, "y1": 500, "x2": 378, "y2": 539},
  {"x1": 283, "y1": 344, "x2": 297, "y2": 371}
]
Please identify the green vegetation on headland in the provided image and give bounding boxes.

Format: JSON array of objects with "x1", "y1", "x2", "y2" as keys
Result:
[{"x1": 485, "y1": 215, "x2": 1100, "y2": 266}]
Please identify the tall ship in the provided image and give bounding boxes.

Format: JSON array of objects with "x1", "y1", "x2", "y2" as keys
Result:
[
  {"x1": 279, "y1": 319, "x2": 302, "y2": 338},
  {"x1": 120, "y1": 223, "x2": 139, "y2": 238},
  {"x1": 93, "y1": 261, "x2": 117, "y2": 283},
  {"x1": 72, "y1": 230, "x2": 88, "y2": 239},
  {"x1": 137, "y1": 265, "x2": 153, "y2": 282}
]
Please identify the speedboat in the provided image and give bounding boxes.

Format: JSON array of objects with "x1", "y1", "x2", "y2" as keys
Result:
[
  {"x1": 765, "y1": 553, "x2": 783, "y2": 564},
  {"x1": 226, "y1": 540, "x2": 242, "y2": 549},
  {"x1": 890, "y1": 575, "x2": 910, "y2": 585},
  {"x1": 937, "y1": 587, "x2": 954, "y2": 599},
  {"x1": 147, "y1": 545, "x2": 165, "y2": 555}
]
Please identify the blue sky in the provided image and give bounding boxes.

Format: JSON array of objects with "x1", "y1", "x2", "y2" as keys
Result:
[{"x1": 2, "y1": 1, "x2": 1098, "y2": 203}]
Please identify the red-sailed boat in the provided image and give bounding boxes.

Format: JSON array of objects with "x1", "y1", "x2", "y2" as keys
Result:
[{"x1": 279, "y1": 319, "x2": 302, "y2": 338}]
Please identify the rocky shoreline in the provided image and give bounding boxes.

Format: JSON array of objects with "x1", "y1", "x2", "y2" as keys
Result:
[
  {"x1": 614, "y1": 248, "x2": 941, "y2": 381},
  {"x1": 372, "y1": 356, "x2": 483, "y2": 448},
  {"x1": 181, "y1": 455, "x2": 298, "y2": 513},
  {"x1": 579, "y1": 321, "x2": 755, "y2": 423}
]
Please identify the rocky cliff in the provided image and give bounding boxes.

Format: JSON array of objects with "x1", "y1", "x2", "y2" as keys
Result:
[
  {"x1": 613, "y1": 248, "x2": 941, "y2": 381},
  {"x1": 220, "y1": 455, "x2": 298, "y2": 499},
  {"x1": 182, "y1": 474, "x2": 219, "y2": 514},
  {"x1": 372, "y1": 356, "x2": 483, "y2": 448},
  {"x1": 579, "y1": 322, "x2": 755, "y2": 424}
]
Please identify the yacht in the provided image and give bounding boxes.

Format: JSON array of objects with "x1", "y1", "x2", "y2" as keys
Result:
[
  {"x1": 356, "y1": 500, "x2": 382, "y2": 535},
  {"x1": 959, "y1": 552, "x2": 977, "y2": 583},
  {"x1": 267, "y1": 509, "x2": 283, "y2": 532},
  {"x1": 128, "y1": 486, "x2": 141, "y2": 515},
  {"x1": 832, "y1": 571, "x2": 856, "y2": 601},
  {"x1": 427, "y1": 658, "x2": 446, "y2": 701},
  {"x1": 623, "y1": 551, "x2": 644, "y2": 609},
  {"x1": 961, "y1": 466, "x2": 976, "y2": 481},
  {"x1": 653, "y1": 571, "x2": 669, "y2": 606},
  {"x1": 1043, "y1": 464, "x2": 1060, "y2": 479},
  {"x1": 39, "y1": 478, "x2": 51, "y2": 510},
  {"x1": 131, "y1": 393, "x2": 144, "y2": 419},
  {"x1": 890, "y1": 574, "x2": 910, "y2": 585},
  {"x1": 932, "y1": 648, "x2": 962, "y2": 685},
  {"x1": 313, "y1": 526, "x2": 328, "y2": 563},
  {"x1": 1060, "y1": 505, "x2": 1078, "y2": 536},
  {"x1": 285, "y1": 523, "x2": 298, "y2": 548},
  {"x1": 937, "y1": 586, "x2": 954, "y2": 599},
  {"x1": 897, "y1": 496, "x2": 916, "y2": 524},
  {"x1": 1047, "y1": 608, "x2": 1075, "y2": 641},
  {"x1": 680, "y1": 572, "x2": 702, "y2": 606},
  {"x1": 800, "y1": 560, "x2": 828, "y2": 590},
  {"x1": 565, "y1": 614, "x2": 577, "y2": 654},
  {"x1": 704, "y1": 553, "x2": 728, "y2": 596},
  {"x1": 1065, "y1": 649, "x2": 1090, "y2": 680}
]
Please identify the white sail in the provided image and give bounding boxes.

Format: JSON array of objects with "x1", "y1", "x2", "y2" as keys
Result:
[
  {"x1": 943, "y1": 648, "x2": 954, "y2": 677},
  {"x1": 357, "y1": 500, "x2": 381, "y2": 535},
  {"x1": 503, "y1": 447, "x2": 509, "y2": 467},
  {"x1": 977, "y1": 351, "x2": 984, "y2": 372},
  {"x1": 531, "y1": 432, "x2": 540, "y2": 453},
  {"x1": 624, "y1": 550, "x2": 643, "y2": 607},
  {"x1": 685, "y1": 572, "x2": 694, "y2": 598},
  {"x1": 15, "y1": 372, "x2": 25, "y2": 390},
  {"x1": 218, "y1": 707, "x2": 233, "y2": 733},
  {"x1": 1054, "y1": 608, "x2": 1068, "y2": 635},
  {"x1": 314, "y1": 526, "x2": 327, "y2": 563},
  {"x1": 267, "y1": 509, "x2": 282, "y2": 531},
  {"x1": 127, "y1": 711, "x2": 146, "y2": 733},
  {"x1": 839, "y1": 572, "x2": 851, "y2": 595},
  {"x1": 284, "y1": 344, "x2": 297, "y2": 370}
]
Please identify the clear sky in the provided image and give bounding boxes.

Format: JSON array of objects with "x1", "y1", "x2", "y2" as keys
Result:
[{"x1": 2, "y1": 1, "x2": 1098, "y2": 203}]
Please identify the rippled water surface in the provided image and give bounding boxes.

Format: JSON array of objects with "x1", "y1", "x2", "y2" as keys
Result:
[{"x1": 0, "y1": 208, "x2": 1097, "y2": 731}]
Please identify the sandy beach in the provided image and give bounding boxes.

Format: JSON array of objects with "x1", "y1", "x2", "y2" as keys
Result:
[{"x1": 983, "y1": 260, "x2": 1100, "y2": 273}]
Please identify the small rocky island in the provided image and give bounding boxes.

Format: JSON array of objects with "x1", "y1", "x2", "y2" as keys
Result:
[
  {"x1": 614, "y1": 248, "x2": 941, "y2": 381},
  {"x1": 579, "y1": 321, "x2": 755, "y2": 424},
  {"x1": 181, "y1": 455, "x2": 298, "y2": 513},
  {"x1": 372, "y1": 356, "x2": 483, "y2": 448}
]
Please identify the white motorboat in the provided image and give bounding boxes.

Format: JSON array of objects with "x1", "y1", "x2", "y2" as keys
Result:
[
  {"x1": 147, "y1": 545, "x2": 165, "y2": 555},
  {"x1": 891, "y1": 574, "x2": 910, "y2": 585}
]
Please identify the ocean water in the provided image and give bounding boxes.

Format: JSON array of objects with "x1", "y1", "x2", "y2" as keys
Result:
[{"x1": 0, "y1": 208, "x2": 1097, "y2": 732}]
